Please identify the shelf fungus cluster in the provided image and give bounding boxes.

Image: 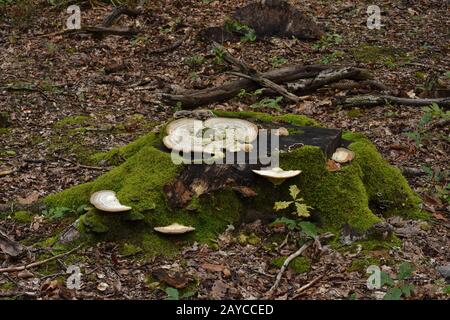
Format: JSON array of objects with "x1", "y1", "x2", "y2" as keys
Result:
[{"x1": 162, "y1": 117, "x2": 258, "y2": 156}]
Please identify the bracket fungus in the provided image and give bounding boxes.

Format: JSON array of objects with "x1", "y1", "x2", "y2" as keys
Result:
[
  {"x1": 154, "y1": 223, "x2": 195, "y2": 235},
  {"x1": 331, "y1": 147, "x2": 355, "y2": 163},
  {"x1": 252, "y1": 167, "x2": 301, "y2": 185},
  {"x1": 90, "y1": 190, "x2": 132, "y2": 212},
  {"x1": 163, "y1": 117, "x2": 258, "y2": 155}
]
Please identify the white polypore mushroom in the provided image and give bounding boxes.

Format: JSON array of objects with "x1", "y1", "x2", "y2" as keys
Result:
[
  {"x1": 163, "y1": 117, "x2": 259, "y2": 155},
  {"x1": 90, "y1": 190, "x2": 132, "y2": 212},
  {"x1": 154, "y1": 223, "x2": 195, "y2": 234},
  {"x1": 331, "y1": 147, "x2": 355, "y2": 163},
  {"x1": 252, "y1": 167, "x2": 301, "y2": 185},
  {"x1": 203, "y1": 117, "x2": 259, "y2": 144},
  {"x1": 163, "y1": 118, "x2": 205, "y2": 153}
]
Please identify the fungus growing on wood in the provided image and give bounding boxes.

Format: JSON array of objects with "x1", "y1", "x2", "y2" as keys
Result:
[
  {"x1": 163, "y1": 117, "x2": 258, "y2": 154},
  {"x1": 252, "y1": 167, "x2": 301, "y2": 185},
  {"x1": 331, "y1": 147, "x2": 355, "y2": 163},
  {"x1": 154, "y1": 223, "x2": 195, "y2": 234},
  {"x1": 90, "y1": 190, "x2": 131, "y2": 212}
]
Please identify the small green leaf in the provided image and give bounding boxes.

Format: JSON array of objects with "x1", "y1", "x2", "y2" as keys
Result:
[
  {"x1": 289, "y1": 185, "x2": 300, "y2": 200},
  {"x1": 400, "y1": 283, "x2": 414, "y2": 297},
  {"x1": 165, "y1": 287, "x2": 179, "y2": 300},
  {"x1": 298, "y1": 221, "x2": 317, "y2": 238},
  {"x1": 274, "y1": 201, "x2": 293, "y2": 211},
  {"x1": 383, "y1": 287, "x2": 403, "y2": 300},
  {"x1": 294, "y1": 202, "x2": 311, "y2": 217},
  {"x1": 444, "y1": 285, "x2": 450, "y2": 295},
  {"x1": 380, "y1": 271, "x2": 394, "y2": 287},
  {"x1": 398, "y1": 262, "x2": 414, "y2": 280}
]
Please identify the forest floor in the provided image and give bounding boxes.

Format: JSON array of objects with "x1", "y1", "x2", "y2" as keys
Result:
[{"x1": 0, "y1": 0, "x2": 449, "y2": 300}]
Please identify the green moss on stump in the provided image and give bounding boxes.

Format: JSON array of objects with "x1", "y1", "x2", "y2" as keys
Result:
[{"x1": 44, "y1": 111, "x2": 425, "y2": 258}]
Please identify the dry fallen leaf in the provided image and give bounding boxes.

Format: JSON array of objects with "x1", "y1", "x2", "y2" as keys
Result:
[
  {"x1": 201, "y1": 263, "x2": 225, "y2": 273},
  {"x1": 17, "y1": 191, "x2": 40, "y2": 205}
]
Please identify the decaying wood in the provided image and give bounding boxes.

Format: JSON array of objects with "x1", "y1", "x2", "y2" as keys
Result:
[
  {"x1": 214, "y1": 42, "x2": 300, "y2": 102},
  {"x1": 163, "y1": 122, "x2": 342, "y2": 208},
  {"x1": 286, "y1": 67, "x2": 372, "y2": 93},
  {"x1": 233, "y1": 0, "x2": 323, "y2": 39},
  {"x1": 101, "y1": 5, "x2": 141, "y2": 28},
  {"x1": 336, "y1": 95, "x2": 450, "y2": 108},
  {"x1": 162, "y1": 64, "x2": 368, "y2": 108}
]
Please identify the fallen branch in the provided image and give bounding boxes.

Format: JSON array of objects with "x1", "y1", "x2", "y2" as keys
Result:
[
  {"x1": 101, "y1": 5, "x2": 141, "y2": 28},
  {"x1": 336, "y1": 95, "x2": 450, "y2": 108},
  {"x1": 286, "y1": 67, "x2": 372, "y2": 92},
  {"x1": 41, "y1": 26, "x2": 140, "y2": 38},
  {"x1": 162, "y1": 64, "x2": 357, "y2": 108},
  {"x1": 148, "y1": 33, "x2": 188, "y2": 55},
  {"x1": 0, "y1": 244, "x2": 82, "y2": 273},
  {"x1": 215, "y1": 42, "x2": 300, "y2": 102}
]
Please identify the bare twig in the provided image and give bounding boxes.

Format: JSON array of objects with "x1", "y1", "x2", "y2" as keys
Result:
[
  {"x1": 336, "y1": 95, "x2": 450, "y2": 108},
  {"x1": 266, "y1": 233, "x2": 333, "y2": 297},
  {"x1": 266, "y1": 241, "x2": 312, "y2": 297},
  {"x1": 148, "y1": 33, "x2": 188, "y2": 55},
  {"x1": 292, "y1": 275, "x2": 324, "y2": 298},
  {"x1": 0, "y1": 244, "x2": 82, "y2": 273}
]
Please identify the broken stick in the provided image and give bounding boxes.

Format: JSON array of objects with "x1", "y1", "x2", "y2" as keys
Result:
[
  {"x1": 0, "y1": 244, "x2": 82, "y2": 273},
  {"x1": 214, "y1": 42, "x2": 301, "y2": 103},
  {"x1": 336, "y1": 95, "x2": 450, "y2": 108}
]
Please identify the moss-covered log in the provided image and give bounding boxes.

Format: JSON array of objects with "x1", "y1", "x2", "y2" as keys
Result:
[{"x1": 44, "y1": 111, "x2": 426, "y2": 257}]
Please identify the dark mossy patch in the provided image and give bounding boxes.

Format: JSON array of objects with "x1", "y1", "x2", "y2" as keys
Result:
[
  {"x1": 13, "y1": 211, "x2": 33, "y2": 223},
  {"x1": 348, "y1": 256, "x2": 380, "y2": 273},
  {"x1": 54, "y1": 115, "x2": 92, "y2": 128},
  {"x1": 120, "y1": 243, "x2": 143, "y2": 257},
  {"x1": 271, "y1": 256, "x2": 311, "y2": 274},
  {"x1": 350, "y1": 45, "x2": 410, "y2": 68},
  {"x1": 347, "y1": 108, "x2": 363, "y2": 118},
  {"x1": 43, "y1": 111, "x2": 425, "y2": 258}
]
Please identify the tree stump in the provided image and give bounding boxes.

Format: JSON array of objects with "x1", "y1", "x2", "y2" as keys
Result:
[{"x1": 44, "y1": 111, "x2": 425, "y2": 257}]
